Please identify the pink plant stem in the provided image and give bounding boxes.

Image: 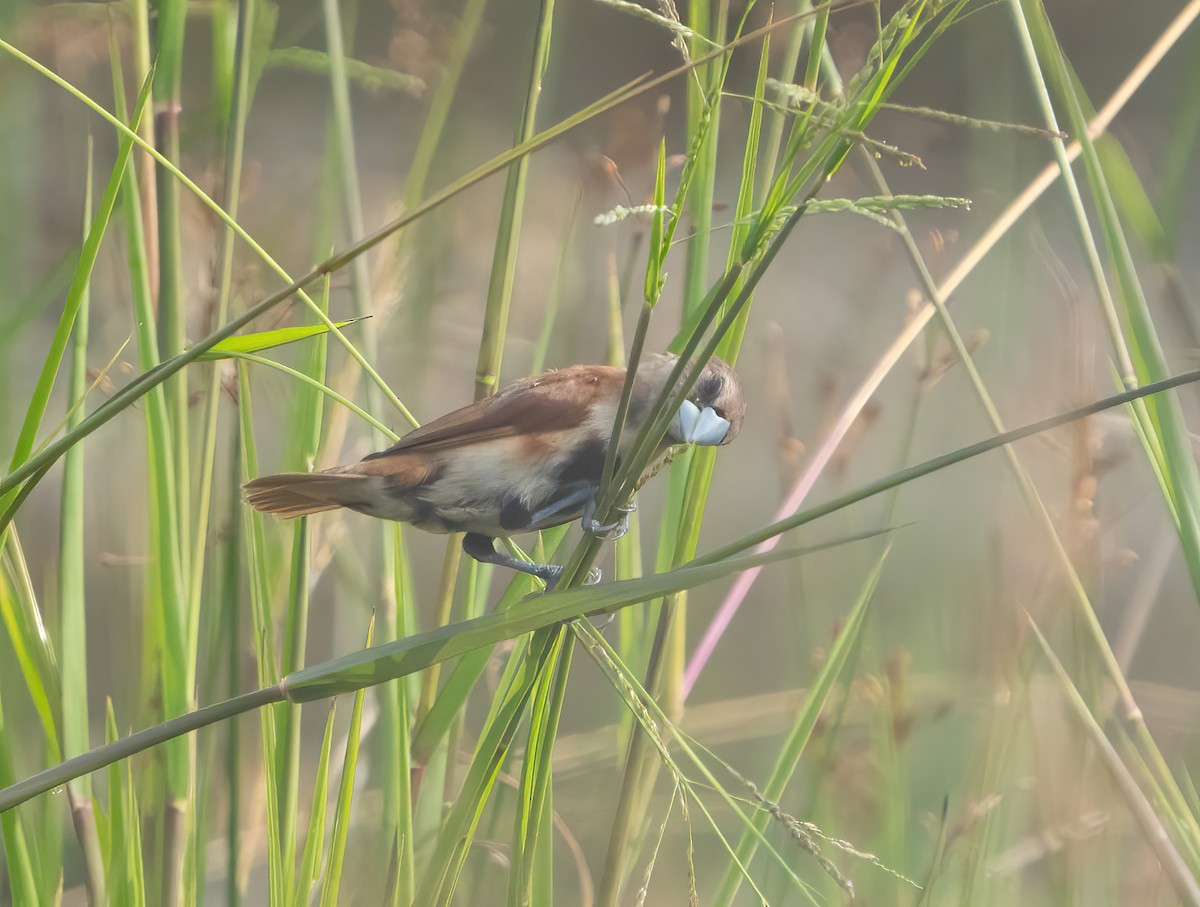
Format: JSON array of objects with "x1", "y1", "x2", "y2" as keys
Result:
[
  {"x1": 681, "y1": 0, "x2": 1200, "y2": 700},
  {"x1": 682, "y1": 312, "x2": 929, "y2": 698}
]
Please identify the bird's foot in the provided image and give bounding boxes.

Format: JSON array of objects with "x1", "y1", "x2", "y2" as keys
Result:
[
  {"x1": 463, "y1": 533, "x2": 599, "y2": 592},
  {"x1": 543, "y1": 564, "x2": 602, "y2": 592},
  {"x1": 582, "y1": 499, "x2": 637, "y2": 542}
]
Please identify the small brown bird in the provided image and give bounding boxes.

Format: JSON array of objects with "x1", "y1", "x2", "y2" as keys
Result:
[{"x1": 244, "y1": 353, "x2": 744, "y2": 587}]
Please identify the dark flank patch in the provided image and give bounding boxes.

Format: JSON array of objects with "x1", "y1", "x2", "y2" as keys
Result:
[
  {"x1": 555, "y1": 438, "x2": 607, "y2": 485},
  {"x1": 499, "y1": 496, "x2": 533, "y2": 531},
  {"x1": 408, "y1": 499, "x2": 438, "y2": 530}
]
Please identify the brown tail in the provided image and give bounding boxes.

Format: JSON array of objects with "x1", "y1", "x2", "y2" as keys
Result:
[{"x1": 243, "y1": 471, "x2": 371, "y2": 519}]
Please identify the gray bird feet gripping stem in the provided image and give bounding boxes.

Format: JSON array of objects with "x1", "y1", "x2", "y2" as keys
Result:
[
  {"x1": 462, "y1": 533, "x2": 601, "y2": 592},
  {"x1": 581, "y1": 497, "x2": 637, "y2": 542}
]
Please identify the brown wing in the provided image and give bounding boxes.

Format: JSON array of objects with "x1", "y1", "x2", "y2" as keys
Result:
[{"x1": 361, "y1": 365, "x2": 625, "y2": 461}]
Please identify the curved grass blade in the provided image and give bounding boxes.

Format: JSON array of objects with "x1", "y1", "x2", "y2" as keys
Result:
[
  {"x1": 692, "y1": 368, "x2": 1200, "y2": 567},
  {"x1": 6, "y1": 369, "x2": 1200, "y2": 810},
  {"x1": 197, "y1": 316, "x2": 368, "y2": 360},
  {"x1": 0, "y1": 536, "x2": 880, "y2": 813}
]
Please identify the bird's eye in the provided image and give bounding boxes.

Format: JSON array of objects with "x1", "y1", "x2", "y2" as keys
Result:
[{"x1": 698, "y1": 374, "x2": 724, "y2": 401}]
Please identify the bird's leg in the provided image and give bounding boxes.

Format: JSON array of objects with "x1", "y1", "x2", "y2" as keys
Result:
[
  {"x1": 581, "y1": 495, "x2": 636, "y2": 542},
  {"x1": 462, "y1": 533, "x2": 600, "y2": 591}
]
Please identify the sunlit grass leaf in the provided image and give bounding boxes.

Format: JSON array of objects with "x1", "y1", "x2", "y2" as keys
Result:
[
  {"x1": 196, "y1": 316, "x2": 368, "y2": 361},
  {"x1": 1037, "y1": 45, "x2": 1170, "y2": 261},
  {"x1": 644, "y1": 139, "x2": 668, "y2": 306},
  {"x1": 0, "y1": 542, "x2": 62, "y2": 761}
]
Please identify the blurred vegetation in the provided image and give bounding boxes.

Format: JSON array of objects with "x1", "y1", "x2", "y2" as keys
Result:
[{"x1": 2, "y1": 0, "x2": 1200, "y2": 904}]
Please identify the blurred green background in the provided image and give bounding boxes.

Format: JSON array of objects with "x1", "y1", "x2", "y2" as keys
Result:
[{"x1": 2, "y1": 0, "x2": 1200, "y2": 903}]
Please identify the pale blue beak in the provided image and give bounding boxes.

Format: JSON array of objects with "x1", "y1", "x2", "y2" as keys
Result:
[{"x1": 669, "y1": 399, "x2": 731, "y2": 446}]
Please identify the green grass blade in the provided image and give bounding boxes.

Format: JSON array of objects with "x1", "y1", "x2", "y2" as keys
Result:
[
  {"x1": 578, "y1": 623, "x2": 820, "y2": 903},
  {"x1": 109, "y1": 46, "x2": 192, "y2": 849},
  {"x1": 227, "y1": 351, "x2": 398, "y2": 441},
  {"x1": 319, "y1": 0, "x2": 389, "y2": 440},
  {"x1": 680, "y1": 0, "x2": 723, "y2": 318},
  {"x1": 236, "y1": 362, "x2": 285, "y2": 902},
  {"x1": 416, "y1": 630, "x2": 558, "y2": 906},
  {"x1": 510, "y1": 633, "x2": 571, "y2": 905},
  {"x1": 7, "y1": 539, "x2": 868, "y2": 812},
  {"x1": 3, "y1": 61, "x2": 153, "y2": 482},
  {"x1": 381, "y1": 530, "x2": 416, "y2": 906},
  {"x1": 1029, "y1": 619, "x2": 1200, "y2": 906},
  {"x1": 474, "y1": 0, "x2": 555, "y2": 400},
  {"x1": 0, "y1": 15, "x2": 818, "y2": 505},
  {"x1": 1021, "y1": 0, "x2": 1200, "y2": 601},
  {"x1": 197, "y1": 317, "x2": 368, "y2": 360},
  {"x1": 0, "y1": 690, "x2": 39, "y2": 905},
  {"x1": 59, "y1": 135, "x2": 104, "y2": 906},
  {"x1": 713, "y1": 547, "x2": 887, "y2": 906},
  {"x1": 189, "y1": 4, "x2": 260, "y2": 893},
  {"x1": 692, "y1": 368, "x2": 1200, "y2": 566},
  {"x1": 277, "y1": 521, "x2": 309, "y2": 907},
  {"x1": 1159, "y1": 42, "x2": 1200, "y2": 253},
  {"x1": 282, "y1": 539, "x2": 873, "y2": 704},
  {"x1": 643, "y1": 140, "x2": 668, "y2": 306},
  {"x1": 105, "y1": 701, "x2": 146, "y2": 907},
  {"x1": 318, "y1": 615, "x2": 375, "y2": 907},
  {"x1": 409, "y1": 531, "x2": 566, "y2": 763},
  {"x1": 0, "y1": 534, "x2": 62, "y2": 757},
  {"x1": 295, "y1": 703, "x2": 337, "y2": 907}
]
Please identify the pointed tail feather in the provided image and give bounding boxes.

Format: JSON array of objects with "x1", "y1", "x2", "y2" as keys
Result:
[{"x1": 243, "y1": 472, "x2": 370, "y2": 519}]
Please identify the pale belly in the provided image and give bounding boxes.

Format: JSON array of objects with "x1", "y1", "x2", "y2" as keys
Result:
[{"x1": 346, "y1": 439, "x2": 602, "y2": 538}]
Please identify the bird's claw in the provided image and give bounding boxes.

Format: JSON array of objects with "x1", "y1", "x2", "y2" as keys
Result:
[
  {"x1": 542, "y1": 564, "x2": 602, "y2": 592},
  {"x1": 585, "y1": 519, "x2": 627, "y2": 541},
  {"x1": 582, "y1": 500, "x2": 637, "y2": 542}
]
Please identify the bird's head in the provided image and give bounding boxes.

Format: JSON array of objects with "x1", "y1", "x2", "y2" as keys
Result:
[
  {"x1": 667, "y1": 355, "x2": 745, "y2": 446},
  {"x1": 632, "y1": 354, "x2": 745, "y2": 447}
]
